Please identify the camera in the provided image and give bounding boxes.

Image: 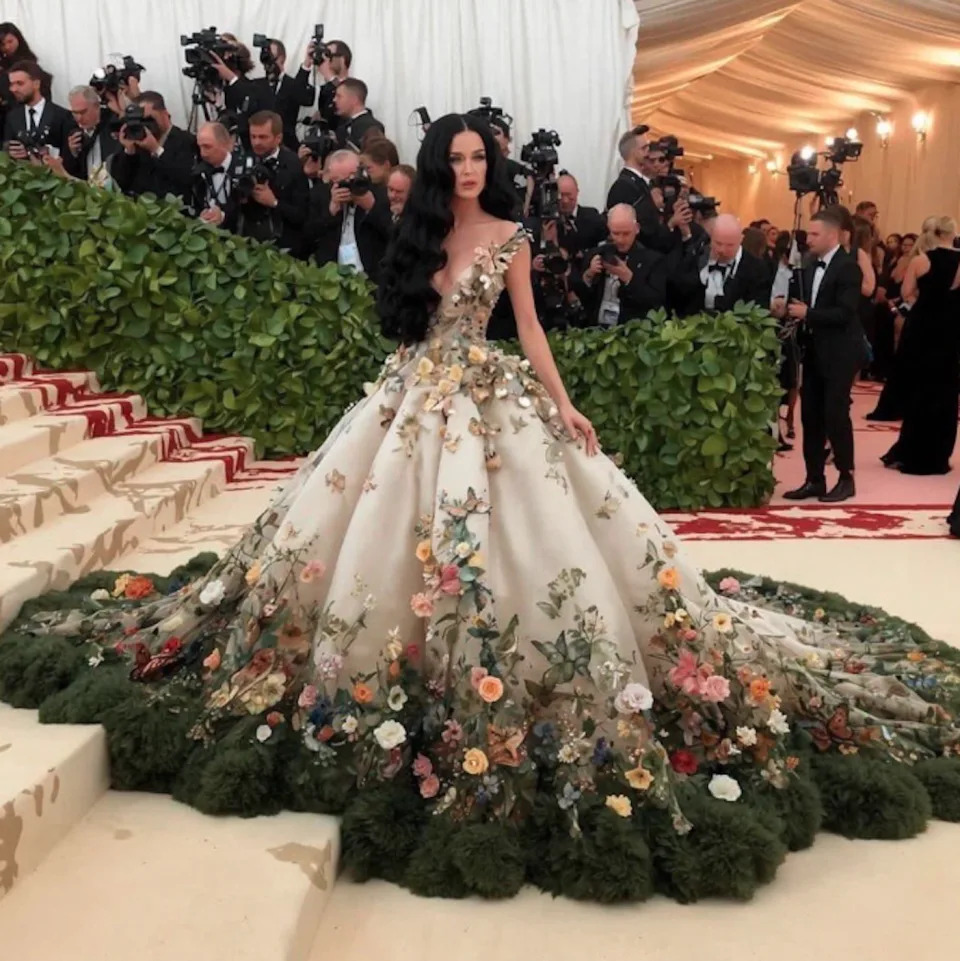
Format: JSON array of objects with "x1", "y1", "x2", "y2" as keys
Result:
[
  {"x1": 90, "y1": 55, "x2": 145, "y2": 100},
  {"x1": 252, "y1": 34, "x2": 279, "y2": 80},
  {"x1": 687, "y1": 189, "x2": 719, "y2": 217},
  {"x1": 597, "y1": 242, "x2": 621, "y2": 265},
  {"x1": 310, "y1": 24, "x2": 332, "y2": 66},
  {"x1": 825, "y1": 134, "x2": 862, "y2": 165},
  {"x1": 301, "y1": 119, "x2": 337, "y2": 162},
  {"x1": 181, "y1": 27, "x2": 238, "y2": 88},
  {"x1": 108, "y1": 103, "x2": 157, "y2": 143},
  {"x1": 336, "y1": 164, "x2": 373, "y2": 197},
  {"x1": 520, "y1": 128, "x2": 561, "y2": 175},
  {"x1": 234, "y1": 155, "x2": 278, "y2": 203},
  {"x1": 468, "y1": 96, "x2": 508, "y2": 124},
  {"x1": 13, "y1": 125, "x2": 50, "y2": 158}
]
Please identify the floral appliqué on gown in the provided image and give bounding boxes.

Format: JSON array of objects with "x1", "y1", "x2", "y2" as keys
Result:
[{"x1": 9, "y1": 226, "x2": 960, "y2": 901}]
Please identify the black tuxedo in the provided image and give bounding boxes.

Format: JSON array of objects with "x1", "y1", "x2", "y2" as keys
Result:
[
  {"x1": 112, "y1": 126, "x2": 197, "y2": 203},
  {"x1": 224, "y1": 146, "x2": 310, "y2": 257},
  {"x1": 2, "y1": 98, "x2": 76, "y2": 160},
  {"x1": 335, "y1": 110, "x2": 385, "y2": 151},
  {"x1": 681, "y1": 248, "x2": 772, "y2": 315},
  {"x1": 190, "y1": 150, "x2": 246, "y2": 216},
  {"x1": 558, "y1": 205, "x2": 607, "y2": 261},
  {"x1": 790, "y1": 248, "x2": 867, "y2": 480},
  {"x1": 574, "y1": 241, "x2": 667, "y2": 326},
  {"x1": 224, "y1": 76, "x2": 277, "y2": 118},
  {"x1": 305, "y1": 182, "x2": 392, "y2": 283},
  {"x1": 65, "y1": 116, "x2": 122, "y2": 181},
  {"x1": 249, "y1": 70, "x2": 316, "y2": 149},
  {"x1": 605, "y1": 169, "x2": 674, "y2": 254}
]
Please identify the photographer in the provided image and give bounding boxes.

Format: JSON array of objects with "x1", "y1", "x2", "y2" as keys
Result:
[
  {"x1": 606, "y1": 126, "x2": 675, "y2": 253},
  {"x1": 305, "y1": 148, "x2": 392, "y2": 283},
  {"x1": 359, "y1": 136, "x2": 399, "y2": 185},
  {"x1": 214, "y1": 36, "x2": 275, "y2": 118},
  {"x1": 54, "y1": 85, "x2": 121, "y2": 187},
  {"x1": 111, "y1": 91, "x2": 197, "y2": 203},
  {"x1": 2, "y1": 61, "x2": 76, "y2": 164},
  {"x1": 250, "y1": 38, "x2": 315, "y2": 150},
  {"x1": 490, "y1": 116, "x2": 532, "y2": 215},
  {"x1": 663, "y1": 187, "x2": 714, "y2": 315},
  {"x1": 223, "y1": 110, "x2": 309, "y2": 257},
  {"x1": 308, "y1": 37, "x2": 352, "y2": 127},
  {"x1": 333, "y1": 78, "x2": 384, "y2": 150},
  {"x1": 528, "y1": 216, "x2": 585, "y2": 331},
  {"x1": 192, "y1": 122, "x2": 239, "y2": 226},
  {"x1": 297, "y1": 119, "x2": 337, "y2": 192},
  {"x1": 387, "y1": 163, "x2": 415, "y2": 220},
  {"x1": 556, "y1": 172, "x2": 606, "y2": 262},
  {"x1": 574, "y1": 204, "x2": 667, "y2": 327}
]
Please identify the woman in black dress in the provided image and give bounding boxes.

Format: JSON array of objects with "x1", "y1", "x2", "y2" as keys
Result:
[
  {"x1": 882, "y1": 217, "x2": 960, "y2": 475},
  {"x1": 868, "y1": 230, "x2": 921, "y2": 420}
]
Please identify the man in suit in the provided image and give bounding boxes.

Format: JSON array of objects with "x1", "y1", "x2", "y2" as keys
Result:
[
  {"x1": 62, "y1": 85, "x2": 120, "y2": 186},
  {"x1": 333, "y1": 79, "x2": 384, "y2": 151},
  {"x1": 775, "y1": 208, "x2": 867, "y2": 503},
  {"x1": 673, "y1": 213, "x2": 772, "y2": 316},
  {"x1": 192, "y1": 122, "x2": 240, "y2": 226},
  {"x1": 556, "y1": 172, "x2": 606, "y2": 262},
  {"x1": 250, "y1": 40, "x2": 315, "y2": 151},
  {"x1": 2, "y1": 60, "x2": 76, "y2": 162},
  {"x1": 575, "y1": 204, "x2": 667, "y2": 327},
  {"x1": 112, "y1": 91, "x2": 197, "y2": 203},
  {"x1": 311, "y1": 38, "x2": 353, "y2": 128},
  {"x1": 606, "y1": 126, "x2": 676, "y2": 254},
  {"x1": 305, "y1": 149, "x2": 392, "y2": 283},
  {"x1": 224, "y1": 110, "x2": 310, "y2": 258}
]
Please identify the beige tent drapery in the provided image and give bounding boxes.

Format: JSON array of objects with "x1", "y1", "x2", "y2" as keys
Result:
[{"x1": 633, "y1": 0, "x2": 960, "y2": 158}]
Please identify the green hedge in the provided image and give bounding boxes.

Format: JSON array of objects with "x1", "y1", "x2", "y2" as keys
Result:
[{"x1": 0, "y1": 156, "x2": 780, "y2": 509}]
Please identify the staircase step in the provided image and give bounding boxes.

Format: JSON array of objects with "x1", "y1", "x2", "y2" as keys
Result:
[
  {"x1": 0, "y1": 355, "x2": 33, "y2": 383},
  {"x1": 0, "y1": 704, "x2": 109, "y2": 902},
  {"x1": 0, "y1": 791, "x2": 339, "y2": 961},
  {"x1": 118, "y1": 479, "x2": 286, "y2": 574},
  {"x1": 0, "y1": 455, "x2": 235, "y2": 631},
  {"x1": 0, "y1": 394, "x2": 149, "y2": 477},
  {"x1": 0, "y1": 371, "x2": 101, "y2": 426}
]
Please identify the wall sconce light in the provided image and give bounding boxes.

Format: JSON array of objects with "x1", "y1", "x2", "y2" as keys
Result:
[
  {"x1": 876, "y1": 119, "x2": 892, "y2": 148},
  {"x1": 912, "y1": 111, "x2": 929, "y2": 142},
  {"x1": 747, "y1": 162, "x2": 758, "y2": 175},
  {"x1": 765, "y1": 158, "x2": 777, "y2": 174}
]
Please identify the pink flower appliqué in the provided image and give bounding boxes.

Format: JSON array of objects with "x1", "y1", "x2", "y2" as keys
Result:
[
  {"x1": 298, "y1": 685, "x2": 319, "y2": 709},
  {"x1": 439, "y1": 564, "x2": 462, "y2": 596},
  {"x1": 410, "y1": 592, "x2": 435, "y2": 618},
  {"x1": 470, "y1": 666, "x2": 489, "y2": 690},
  {"x1": 702, "y1": 674, "x2": 731, "y2": 703},
  {"x1": 420, "y1": 774, "x2": 440, "y2": 798},
  {"x1": 413, "y1": 753, "x2": 433, "y2": 778},
  {"x1": 441, "y1": 719, "x2": 463, "y2": 744},
  {"x1": 718, "y1": 576, "x2": 741, "y2": 595},
  {"x1": 668, "y1": 648, "x2": 699, "y2": 690}
]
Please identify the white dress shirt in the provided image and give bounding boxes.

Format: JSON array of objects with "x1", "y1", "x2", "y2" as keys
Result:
[
  {"x1": 811, "y1": 244, "x2": 841, "y2": 308},
  {"x1": 26, "y1": 98, "x2": 46, "y2": 132},
  {"x1": 700, "y1": 246, "x2": 743, "y2": 310},
  {"x1": 339, "y1": 206, "x2": 364, "y2": 272}
]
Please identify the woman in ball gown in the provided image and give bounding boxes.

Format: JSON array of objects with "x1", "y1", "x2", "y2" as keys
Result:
[
  {"x1": 2, "y1": 114, "x2": 958, "y2": 904},
  {"x1": 881, "y1": 217, "x2": 960, "y2": 475}
]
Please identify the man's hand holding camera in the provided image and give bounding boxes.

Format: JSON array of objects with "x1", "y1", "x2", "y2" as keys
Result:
[
  {"x1": 251, "y1": 181, "x2": 279, "y2": 208},
  {"x1": 210, "y1": 52, "x2": 239, "y2": 85},
  {"x1": 67, "y1": 129, "x2": 85, "y2": 158},
  {"x1": 667, "y1": 198, "x2": 693, "y2": 237},
  {"x1": 119, "y1": 125, "x2": 161, "y2": 156},
  {"x1": 329, "y1": 184, "x2": 374, "y2": 217},
  {"x1": 604, "y1": 256, "x2": 633, "y2": 285}
]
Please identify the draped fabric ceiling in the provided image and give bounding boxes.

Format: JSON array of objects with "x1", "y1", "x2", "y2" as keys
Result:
[{"x1": 633, "y1": 0, "x2": 960, "y2": 159}]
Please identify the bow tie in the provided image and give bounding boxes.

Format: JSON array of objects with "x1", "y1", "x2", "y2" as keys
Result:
[
  {"x1": 814, "y1": 259, "x2": 828, "y2": 270},
  {"x1": 708, "y1": 263, "x2": 730, "y2": 274}
]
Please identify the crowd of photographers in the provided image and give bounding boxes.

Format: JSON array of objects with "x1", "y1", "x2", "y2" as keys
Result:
[{"x1": 1, "y1": 20, "x2": 738, "y2": 334}]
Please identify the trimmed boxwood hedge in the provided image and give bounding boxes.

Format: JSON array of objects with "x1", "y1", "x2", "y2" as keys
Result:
[{"x1": 0, "y1": 155, "x2": 780, "y2": 509}]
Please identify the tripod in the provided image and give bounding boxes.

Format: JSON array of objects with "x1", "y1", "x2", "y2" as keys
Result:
[{"x1": 186, "y1": 79, "x2": 220, "y2": 134}]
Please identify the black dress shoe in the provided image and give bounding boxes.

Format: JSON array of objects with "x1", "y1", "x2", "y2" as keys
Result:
[
  {"x1": 819, "y1": 476, "x2": 856, "y2": 503},
  {"x1": 783, "y1": 480, "x2": 827, "y2": 500}
]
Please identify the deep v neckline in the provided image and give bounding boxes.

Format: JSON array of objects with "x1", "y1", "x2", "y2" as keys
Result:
[{"x1": 431, "y1": 227, "x2": 523, "y2": 302}]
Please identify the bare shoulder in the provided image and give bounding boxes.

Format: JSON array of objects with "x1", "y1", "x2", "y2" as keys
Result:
[{"x1": 475, "y1": 216, "x2": 523, "y2": 247}]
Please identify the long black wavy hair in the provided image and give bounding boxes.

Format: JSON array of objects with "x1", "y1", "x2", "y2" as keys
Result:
[{"x1": 378, "y1": 113, "x2": 517, "y2": 345}]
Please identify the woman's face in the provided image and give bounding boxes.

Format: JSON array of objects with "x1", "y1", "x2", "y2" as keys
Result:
[
  {"x1": 885, "y1": 234, "x2": 901, "y2": 253},
  {"x1": 448, "y1": 130, "x2": 486, "y2": 200},
  {"x1": 0, "y1": 32, "x2": 19, "y2": 58},
  {"x1": 901, "y1": 237, "x2": 915, "y2": 257}
]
